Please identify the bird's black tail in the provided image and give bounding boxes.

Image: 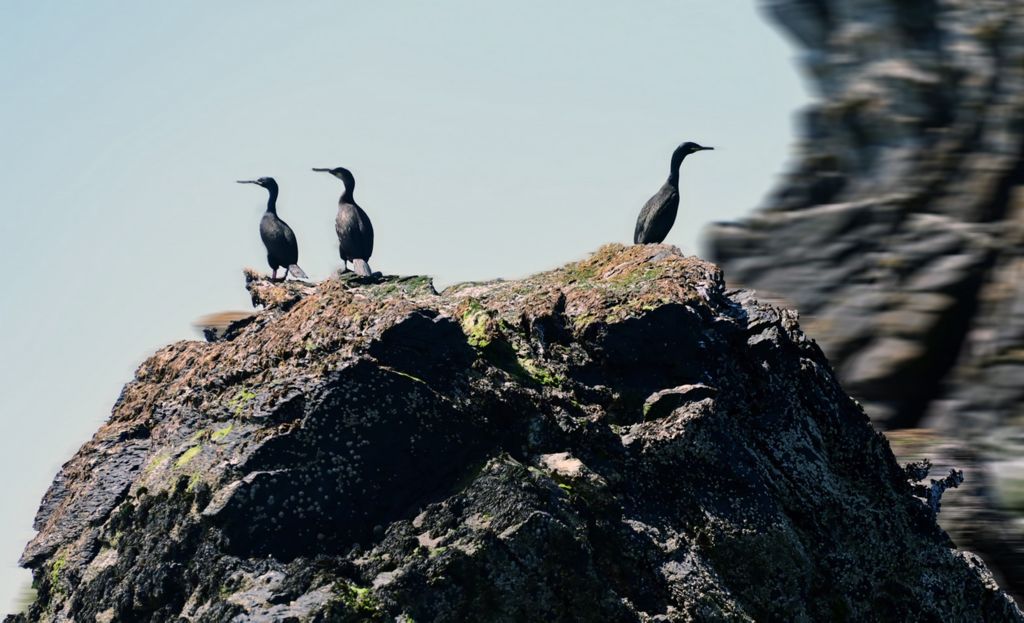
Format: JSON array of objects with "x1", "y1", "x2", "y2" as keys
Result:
[
  {"x1": 352, "y1": 259, "x2": 372, "y2": 277},
  {"x1": 287, "y1": 264, "x2": 308, "y2": 279}
]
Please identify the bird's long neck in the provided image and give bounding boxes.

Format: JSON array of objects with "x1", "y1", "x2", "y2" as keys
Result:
[
  {"x1": 668, "y1": 152, "x2": 687, "y2": 187},
  {"x1": 339, "y1": 180, "x2": 355, "y2": 204},
  {"x1": 265, "y1": 187, "x2": 279, "y2": 214}
]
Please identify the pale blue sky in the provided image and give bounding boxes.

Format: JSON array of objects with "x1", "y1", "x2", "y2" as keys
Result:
[{"x1": 0, "y1": 1, "x2": 809, "y2": 608}]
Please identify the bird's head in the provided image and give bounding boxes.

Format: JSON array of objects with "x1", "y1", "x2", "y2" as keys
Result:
[
  {"x1": 678, "y1": 142, "x2": 713, "y2": 155},
  {"x1": 669, "y1": 142, "x2": 713, "y2": 173},
  {"x1": 236, "y1": 177, "x2": 278, "y2": 192},
  {"x1": 312, "y1": 167, "x2": 355, "y2": 195}
]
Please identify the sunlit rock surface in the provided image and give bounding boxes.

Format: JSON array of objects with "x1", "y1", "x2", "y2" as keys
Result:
[{"x1": 7, "y1": 246, "x2": 1020, "y2": 621}]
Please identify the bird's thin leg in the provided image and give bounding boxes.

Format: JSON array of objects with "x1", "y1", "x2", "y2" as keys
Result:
[{"x1": 271, "y1": 268, "x2": 279, "y2": 281}]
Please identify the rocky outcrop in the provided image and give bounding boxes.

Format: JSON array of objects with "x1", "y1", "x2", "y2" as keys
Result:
[{"x1": 8, "y1": 245, "x2": 1020, "y2": 621}]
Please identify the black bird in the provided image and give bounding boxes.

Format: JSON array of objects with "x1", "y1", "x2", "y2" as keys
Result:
[
  {"x1": 633, "y1": 142, "x2": 713, "y2": 244},
  {"x1": 312, "y1": 167, "x2": 375, "y2": 276},
  {"x1": 236, "y1": 177, "x2": 307, "y2": 281}
]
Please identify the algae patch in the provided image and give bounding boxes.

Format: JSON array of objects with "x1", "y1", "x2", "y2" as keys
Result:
[
  {"x1": 228, "y1": 388, "x2": 257, "y2": 417},
  {"x1": 460, "y1": 300, "x2": 493, "y2": 348},
  {"x1": 175, "y1": 446, "x2": 202, "y2": 468},
  {"x1": 211, "y1": 423, "x2": 234, "y2": 442},
  {"x1": 336, "y1": 582, "x2": 380, "y2": 615},
  {"x1": 518, "y1": 357, "x2": 566, "y2": 387},
  {"x1": 186, "y1": 472, "x2": 203, "y2": 492},
  {"x1": 49, "y1": 555, "x2": 67, "y2": 586},
  {"x1": 143, "y1": 452, "x2": 171, "y2": 476}
]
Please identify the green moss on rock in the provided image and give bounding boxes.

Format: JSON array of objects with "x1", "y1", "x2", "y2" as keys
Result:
[{"x1": 174, "y1": 445, "x2": 201, "y2": 468}]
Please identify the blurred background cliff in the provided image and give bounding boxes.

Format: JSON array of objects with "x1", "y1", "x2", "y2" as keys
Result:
[{"x1": 708, "y1": 0, "x2": 1024, "y2": 600}]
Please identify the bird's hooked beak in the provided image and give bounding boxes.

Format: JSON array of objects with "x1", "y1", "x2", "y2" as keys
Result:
[
  {"x1": 237, "y1": 180, "x2": 259, "y2": 185},
  {"x1": 697, "y1": 146, "x2": 714, "y2": 151},
  {"x1": 312, "y1": 168, "x2": 331, "y2": 173}
]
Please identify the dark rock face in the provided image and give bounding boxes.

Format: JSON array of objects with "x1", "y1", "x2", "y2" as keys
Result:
[
  {"x1": 8, "y1": 246, "x2": 1020, "y2": 621},
  {"x1": 707, "y1": 0, "x2": 1024, "y2": 601}
]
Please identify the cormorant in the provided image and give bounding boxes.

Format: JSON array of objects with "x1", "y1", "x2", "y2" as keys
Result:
[
  {"x1": 312, "y1": 167, "x2": 375, "y2": 277},
  {"x1": 236, "y1": 177, "x2": 308, "y2": 281},
  {"x1": 633, "y1": 142, "x2": 713, "y2": 244}
]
